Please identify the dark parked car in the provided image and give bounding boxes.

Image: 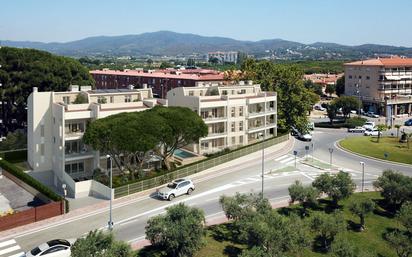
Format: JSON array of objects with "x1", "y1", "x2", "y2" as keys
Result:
[{"x1": 405, "y1": 119, "x2": 412, "y2": 126}]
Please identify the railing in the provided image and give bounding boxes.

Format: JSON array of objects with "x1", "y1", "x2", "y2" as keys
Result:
[{"x1": 114, "y1": 134, "x2": 289, "y2": 198}]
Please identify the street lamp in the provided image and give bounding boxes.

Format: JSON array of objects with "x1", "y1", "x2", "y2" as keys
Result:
[
  {"x1": 360, "y1": 161, "x2": 365, "y2": 192},
  {"x1": 259, "y1": 132, "x2": 265, "y2": 197},
  {"x1": 107, "y1": 154, "x2": 113, "y2": 231},
  {"x1": 311, "y1": 142, "x2": 315, "y2": 163},
  {"x1": 328, "y1": 148, "x2": 334, "y2": 168},
  {"x1": 62, "y1": 183, "x2": 67, "y2": 213}
]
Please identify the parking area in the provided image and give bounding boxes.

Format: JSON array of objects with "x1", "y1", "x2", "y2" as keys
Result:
[{"x1": 0, "y1": 175, "x2": 44, "y2": 213}]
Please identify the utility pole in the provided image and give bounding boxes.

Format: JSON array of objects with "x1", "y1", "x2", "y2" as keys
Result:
[
  {"x1": 107, "y1": 155, "x2": 113, "y2": 231},
  {"x1": 360, "y1": 161, "x2": 365, "y2": 192},
  {"x1": 328, "y1": 148, "x2": 334, "y2": 168}
]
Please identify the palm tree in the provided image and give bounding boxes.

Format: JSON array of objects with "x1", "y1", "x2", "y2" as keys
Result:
[{"x1": 394, "y1": 124, "x2": 401, "y2": 138}]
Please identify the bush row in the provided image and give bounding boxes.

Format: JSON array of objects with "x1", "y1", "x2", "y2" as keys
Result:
[
  {"x1": 0, "y1": 149, "x2": 27, "y2": 163},
  {"x1": 315, "y1": 117, "x2": 367, "y2": 129}
]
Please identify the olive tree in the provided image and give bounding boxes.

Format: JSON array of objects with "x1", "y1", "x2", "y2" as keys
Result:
[
  {"x1": 348, "y1": 198, "x2": 375, "y2": 230},
  {"x1": 312, "y1": 172, "x2": 356, "y2": 206}
]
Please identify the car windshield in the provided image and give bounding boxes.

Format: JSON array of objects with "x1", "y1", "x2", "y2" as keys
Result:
[
  {"x1": 47, "y1": 239, "x2": 70, "y2": 247},
  {"x1": 31, "y1": 247, "x2": 41, "y2": 255},
  {"x1": 167, "y1": 183, "x2": 178, "y2": 189}
]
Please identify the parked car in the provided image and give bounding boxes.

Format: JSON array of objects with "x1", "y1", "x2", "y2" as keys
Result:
[
  {"x1": 364, "y1": 129, "x2": 379, "y2": 136},
  {"x1": 366, "y1": 111, "x2": 379, "y2": 118},
  {"x1": 404, "y1": 119, "x2": 412, "y2": 126},
  {"x1": 314, "y1": 105, "x2": 326, "y2": 111},
  {"x1": 291, "y1": 126, "x2": 312, "y2": 141},
  {"x1": 350, "y1": 110, "x2": 357, "y2": 114},
  {"x1": 362, "y1": 121, "x2": 375, "y2": 131},
  {"x1": 26, "y1": 239, "x2": 75, "y2": 257},
  {"x1": 157, "y1": 178, "x2": 195, "y2": 201},
  {"x1": 348, "y1": 126, "x2": 366, "y2": 133}
]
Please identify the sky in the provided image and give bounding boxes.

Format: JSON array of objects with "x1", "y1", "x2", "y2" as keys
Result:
[{"x1": 1, "y1": 0, "x2": 412, "y2": 46}]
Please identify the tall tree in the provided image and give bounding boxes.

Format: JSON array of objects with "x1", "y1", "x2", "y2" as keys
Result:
[
  {"x1": 310, "y1": 211, "x2": 346, "y2": 251},
  {"x1": 325, "y1": 84, "x2": 336, "y2": 97},
  {"x1": 145, "y1": 203, "x2": 205, "y2": 257},
  {"x1": 241, "y1": 59, "x2": 314, "y2": 132},
  {"x1": 396, "y1": 202, "x2": 412, "y2": 234},
  {"x1": 373, "y1": 170, "x2": 412, "y2": 208},
  {"x1": 335, "y1": 76, "x2": 345, "y2": 96},
  {"x1": 375, "y1": 124, "x2": 388, "y2": 143},
  {"x1": 0, "y1": 47, "x2": 94, "y2": 132},
  {"x1": 312, "y1": 172, "x2": 356, "y2": 205},
  {"x1": 149, "y1": 106, "x2": 207, "y2": 170},
  {"x1": 326, "y1": 103, "x2": 338, "y2": 125},
  {"x1": 333, "y1": 96, "x2": 361, "y2": 120},
  {"x1": 288, "y1": 180, "x2": 319, "y2": 215}
]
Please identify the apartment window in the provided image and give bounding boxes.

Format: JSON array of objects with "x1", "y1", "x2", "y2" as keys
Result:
[
  {"x1": 239, "y1": 107, "x2": 243, "y2": 116},
  {"x1": 239, "y1": 121, "x2": 243, "y2": 131},
  {"x1": 97, "y1": 96, "x2": 107, "y2": 104},
  {"x1": 110, "y1": 96, "x2": 114, "y2": 103},
  {"x1": 201, "y1": 141, "x2": 209, "y2": 149},
  {"x1": 200, "y1": 91, "x2": 203, "y2": 96},
  {"x1": 65, "y1": 161, "x2": 84, "y2": 174},
  {"x1": 53, "y1": 137, "x2": 56, "y2": 144},
  {"x1": 125, "y1": 95, "x2": 131, "y2": 102},
  {"x1": 239, "y1": 136, "x2": 243, "y2": 144},
  {"x1": 40, "y1": 125, "x2": 45, "y2": 137},
  {"x1": 231, "y1": 107, "x2": 235, "y2": 117},
  {"x1": 232, "y1": 90, "x2": 235, "y2": 95},
  {"x1": 231, "y1": 122, "x2": 235, "y2": 132},
  {"x1": 63, "y1": 96, "x2": 70, "y2": 104},
  {"x1": 222, "y1": 90, "x2": 228, "y2": 95},
  {"x1": 40, "y1": 144, "x2": 45, "y2": 156},
  {"x1": 231, "y1": 136, "x2": 236, "y2": 145},
  {"x1": 189, "y1": 91, "x2": 194, "y2": 96},
  {"x1": 348, "y1": 75, "x2": 353, "y2": 79},
  {"x1": 359, "y1": 75, "x2": 362, "y2": 79}
]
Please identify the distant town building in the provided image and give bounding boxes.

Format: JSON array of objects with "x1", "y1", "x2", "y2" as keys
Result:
[
  {"x1": 344, "y1": 57, "x2": 412, "y2": 122},
  {"x1": 303, "y1": 73, "x2": 343, "y2": 87},
  {"x1": 27, "y1": 85, "x2": 164, "y2": 198},
  {"x1": 207, "y1": 51, "x2": 239, "y2": 64},
  {"x1": 90, "y1": 68, "x2": 225, "y2": 99},
  {"x1": 167, "y1": 81, "x2": 277, "y2": 155}
]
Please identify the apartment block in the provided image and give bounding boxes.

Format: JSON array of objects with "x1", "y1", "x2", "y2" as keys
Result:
[
  {"x1": 90, "y1": 68, "x2": 225, "y2": 99},
  {"x1": 344, "y1": 57, "x2": 412, "y2": 121},
  {"x1": 27, "y1": 85, "x2": 163, "y2": 198},
  {"x1": 207, "y1": 51, "x2": 239, "y2": 64},
  {"x1": 167, "y1": 81, "x2": 277, "y2": 154}
]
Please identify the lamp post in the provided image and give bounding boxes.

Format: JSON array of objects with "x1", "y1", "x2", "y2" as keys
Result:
[
  {"x1": 293, "y1": 150, "x2": 298, "y2": 168},
  {"x1": 328, "y1": 148, "x2": 334, "y2": 168},
  {"x1": 107, "y1": 154, "x2": 113, "y2": 231},
  {"x1": 360, "y1": 161, "x2": 365, "y2": 192},
  {"x1": 311, "y1": 142, "x2": 315, "y2": 163},
  {"x1": 62, "y1": 183, "x2": 67, "y2": 213},
  {"x1": 260, "y1": 132, "x2": 265, "y2": 197}
]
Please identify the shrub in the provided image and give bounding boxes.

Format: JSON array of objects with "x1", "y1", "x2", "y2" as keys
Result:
[{"x1": 72, "y1": 93, "x2": 88, "y2": 104}]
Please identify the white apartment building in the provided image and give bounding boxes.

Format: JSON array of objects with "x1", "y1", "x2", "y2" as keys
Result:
[
  {"x1": 344, "y1": 57, "x2": 412, "y2": 122},
  {"x1": 207, "y1": 51, "x2": 239, "y2": 64},
  {"x1": 27, "y1": 85, "x2": 163, "y2": 198},
  {"x1": 167, "y1": 81, "x2": 277, "y2": 154}
]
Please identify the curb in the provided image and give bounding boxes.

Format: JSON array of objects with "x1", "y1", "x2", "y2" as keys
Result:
[{"x1": 335, "y1": 140, "x2": 412, "y2": 168}]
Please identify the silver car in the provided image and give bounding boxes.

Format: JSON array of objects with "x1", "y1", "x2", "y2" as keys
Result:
[{"x1": 157, "y1": 179, "x2": 195, "y2": 201}]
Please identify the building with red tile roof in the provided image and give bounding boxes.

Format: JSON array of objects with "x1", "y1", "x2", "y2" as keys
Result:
[{"x1": 90, "y1": 68, "x2": 226, "y2": 98}]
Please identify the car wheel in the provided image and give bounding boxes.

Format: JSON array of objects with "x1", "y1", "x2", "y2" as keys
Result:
[
  {"x1": 187, "y1": 188, "x2": 193, "y2": 195},
  {"x1": 168, "y1": 194, "x2": 175, "y2": 201}
]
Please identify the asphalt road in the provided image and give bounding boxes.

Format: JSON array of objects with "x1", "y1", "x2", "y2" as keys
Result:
[{"x1": 0, "y1": 127, "x2": 411, "y2": 256}]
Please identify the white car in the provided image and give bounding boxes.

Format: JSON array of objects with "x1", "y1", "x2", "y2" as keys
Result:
[
  {"x1": 299, "y1": 133, "x2": 312, "y2": 141},
  {"x1": 26, "y1": 239, "x2": 75, "y2": 257},
  {"x1": 157, "y1": 179, "x2": 195, "y2": 201},
  {"x1": 362, "y1": 121, "x2": 375, "y2": 131},
  {"x1": 348, "y1": 126, "x2": 366, "y2": 133},
  {"x1": 364, "y1": 129, "x2": 379, "y2": 136}
]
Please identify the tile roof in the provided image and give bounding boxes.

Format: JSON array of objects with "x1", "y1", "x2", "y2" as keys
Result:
[{"x1": 345, "y1": 57, "x2": 412, "y2": 67}]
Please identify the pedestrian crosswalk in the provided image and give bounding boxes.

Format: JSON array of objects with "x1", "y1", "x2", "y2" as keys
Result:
[
  {"x1": 0, "y1": 239, "x2": 24, "y2": 257},
  {"x1": 275, "y1": 155, "x2": 296, "y2": 166}
]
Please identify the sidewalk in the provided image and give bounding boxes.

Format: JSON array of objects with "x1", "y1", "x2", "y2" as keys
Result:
[{"x1": 0, "y1": 137, "x2": 294, "y2": 240}]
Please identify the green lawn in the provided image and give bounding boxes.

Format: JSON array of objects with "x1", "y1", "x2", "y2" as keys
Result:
[
  {"x1": 339, "y1": 136, "x2": 412, "y2": 164},
  {"x1": 187, "y1": 192, "x2": 401, "y2": 257}
]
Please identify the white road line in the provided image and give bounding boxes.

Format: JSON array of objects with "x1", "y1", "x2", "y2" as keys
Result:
[
  {"x1": 0, "y1": 240, "x2": 15, "y2": 249},
  {"x1": 279, "y1": 157, "x2": 294, "y2": 163},
  {"x1": 285, "y1": 160, "x2": 296, "y2": 166},
  {"x1": 300, "y1": 172, "x2": 315, "y2": 181},
  {"x1": 8, "y1": 252, "x2": 25, "y2": 257},
  {"x1": 0, "y1": 245, "x2": 20, "y2": 256},
  {"x1": 275, "y1": 155, "x2": 290, "y2": 162}
]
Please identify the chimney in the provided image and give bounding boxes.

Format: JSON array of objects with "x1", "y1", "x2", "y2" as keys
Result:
[
  {"x1": 33, "y1": 87, "x2": 38, "y2": 92},
  {"x1": 70, "y1": 85, "x2": 79, "y2": 92},
  {"x1": 143, "y1": 83, "x2": 148, "y2": 89}
]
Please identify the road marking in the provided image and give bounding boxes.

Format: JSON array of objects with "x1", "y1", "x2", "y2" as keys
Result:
[
  {"x1": 8, "y1": 252, "x2": 25, "y2": 257},
  {"x1": 279, "y1": 156, "x2": 294, "y2": 163},
  {"x1": 300, "y1": 172, "x2": 315, "y2": 181},
  {"x1": 0, "y1": 240, "x2": 15, "y2": 249},
  {"x1": 0, "y1": 245, "x2": 20, "y2": 256},
  {"x1": 275, "y1": 155, "x2": 290, "y2": 161}
]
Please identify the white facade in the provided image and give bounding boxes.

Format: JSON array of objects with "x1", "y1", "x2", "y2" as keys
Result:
[
  {"x1": 207, "y1": 51, "x2": 239, "y2": 64},
  {"x1": 167, "y1": 81, "x2": 277, "y2": 154},
  {"x1": 27, "y1": 86, "x2": 162, "y2": 198}
]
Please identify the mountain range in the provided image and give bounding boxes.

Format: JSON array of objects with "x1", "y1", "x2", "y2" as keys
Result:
[{"x1": 2, "y1": 31, "x2": 412, "y2": 60}]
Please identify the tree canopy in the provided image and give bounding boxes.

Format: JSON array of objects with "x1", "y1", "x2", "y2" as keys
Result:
[
  {"x1": 373, "y1": 170, "x2": 412, "y2": 208},
  {"x1": 240, "y1": 58, "x2": 315, "y2": 132},
  {"x1": 0, "y1": 47, "x2": 94, "y2": 132},
  {"x1": 312, "y1": 172, "x2": 356, "y2": 205},
  {"x1": 145, "y1": 203, "x2": 205, "y2": 257}
]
